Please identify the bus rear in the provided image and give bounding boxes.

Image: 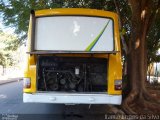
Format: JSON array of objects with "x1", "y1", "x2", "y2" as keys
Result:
[{"x1": 23, "y1": 8, "x2": 122, "y2": 104}]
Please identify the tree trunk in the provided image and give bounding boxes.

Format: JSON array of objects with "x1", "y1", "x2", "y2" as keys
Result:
[
  {"x1": 2, "y1": 65, "x2": 5, "y2": 75},
  {"x1": 122, "y1": 0, "x2": 160, "y2": 114}
]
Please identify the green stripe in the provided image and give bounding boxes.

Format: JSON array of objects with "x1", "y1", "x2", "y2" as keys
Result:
[{"x1": 85, "y1": 20, "x2": 110, "y2": 51}]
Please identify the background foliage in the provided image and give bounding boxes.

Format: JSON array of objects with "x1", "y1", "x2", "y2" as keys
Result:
[{"x1": 0, "y1": 29, "x2": 19, "y2": 67}]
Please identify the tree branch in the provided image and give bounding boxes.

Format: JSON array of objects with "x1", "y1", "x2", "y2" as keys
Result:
[{"x1": 114, "y1": 0, "x2": 128, "y2": 54}]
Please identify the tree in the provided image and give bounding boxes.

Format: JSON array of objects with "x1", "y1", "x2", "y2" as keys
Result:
[
  {"x1": 122, "y1": 0, "x2": 160, "y2": 114},
  {"x1": 0, "y1": 30, "x2": 19, "y2": 74},
  {"x1": 0, "y1": 0, "x2": 65, "y2": 41},
  {"x1": 147, "y1": 10, "x2": 160, "y2": 66}
]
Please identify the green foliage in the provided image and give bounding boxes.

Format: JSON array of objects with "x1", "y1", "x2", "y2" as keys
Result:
[
  {"x1": 0, "y1": 30, "x2": 19, "y2": 67},
  {"x1": 147, "y1": 10, "x2": 160, "y2": 64},
  {"x1": 116, "y1": 0, "x2": 131, "y2": 35},
  {"x1": 0, "y1": 0, "x2": 65, "y2": 41},
  {"x1": 0, "y1": 52, "x2": 5, "y2": 66}
]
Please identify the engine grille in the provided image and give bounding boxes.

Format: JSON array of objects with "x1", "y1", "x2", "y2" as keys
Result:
[{"x1": 37, "y1": 56, "x2": 107, "y2": 92}]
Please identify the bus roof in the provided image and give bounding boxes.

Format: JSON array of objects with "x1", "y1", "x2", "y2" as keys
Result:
[{"x1": 35, "y1": 8, "x2": 118, "y2": 19}]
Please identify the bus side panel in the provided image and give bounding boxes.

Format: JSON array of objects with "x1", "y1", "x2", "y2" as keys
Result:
[
  {"x1": 108, "y1": 54, "x2": 122, "y2": 95},
  {"x1": 24, "y1": 55, "x2": 37, "y2": 93}
]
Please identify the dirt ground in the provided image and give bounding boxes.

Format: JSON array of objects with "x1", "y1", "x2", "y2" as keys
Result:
[
  {"x1": 132, "y1": 83, "x2": 160, "y2": 114},
  {"x1": 115, "y1": 82, "x2": 160, "y2": 115},
  {"x1": 147, "y1": 83, "x2": 160, "y2": 100}
]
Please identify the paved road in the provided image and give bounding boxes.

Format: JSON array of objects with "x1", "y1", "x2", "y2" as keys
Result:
[{"x1": 0, "y1": 81, "x2": 110, "y2": 120}]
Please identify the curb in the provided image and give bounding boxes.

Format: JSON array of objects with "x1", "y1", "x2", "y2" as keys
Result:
[{"x1": 0, "y1": 78, "x2": 23, "y2": 85}]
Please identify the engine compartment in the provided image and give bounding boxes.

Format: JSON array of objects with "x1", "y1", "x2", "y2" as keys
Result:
[{"x1": 37, "y1": 56, "x2": 107, "y2": 92}]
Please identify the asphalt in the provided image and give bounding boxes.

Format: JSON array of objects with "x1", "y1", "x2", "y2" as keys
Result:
[
  {"x1": 0, "y1": 78, "x2": 22, "y2": 85},
  {"x1": 0, "y1": 81, "x2": 112, "y2": 120}
]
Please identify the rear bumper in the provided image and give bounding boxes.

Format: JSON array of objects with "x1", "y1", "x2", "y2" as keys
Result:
[{"x1": 23, "y1": 92, "x2": 122, "y2": 105}]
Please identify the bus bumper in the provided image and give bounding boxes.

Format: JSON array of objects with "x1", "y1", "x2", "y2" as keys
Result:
[{"x1": 23, "y1": 93, "x2": 122, "y2": 105}]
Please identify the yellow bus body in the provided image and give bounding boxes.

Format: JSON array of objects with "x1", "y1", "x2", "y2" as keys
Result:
[{"x1": 23, "y1": 8, "x2": 122, "y2": 104}]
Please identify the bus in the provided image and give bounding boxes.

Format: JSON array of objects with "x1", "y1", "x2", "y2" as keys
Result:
[{"x1": 23, "y1": 8, "x2": 122, "y2": 104}]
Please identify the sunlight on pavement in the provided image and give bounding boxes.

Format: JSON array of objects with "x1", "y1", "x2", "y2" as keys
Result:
[{"x1": 0, "y1": 94, "x2": 7, "y2": 99}]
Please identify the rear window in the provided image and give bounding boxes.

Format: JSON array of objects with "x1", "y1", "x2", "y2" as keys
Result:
[{"x1": 34, "y1": 16, "x2": 114, "y2": 52}]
